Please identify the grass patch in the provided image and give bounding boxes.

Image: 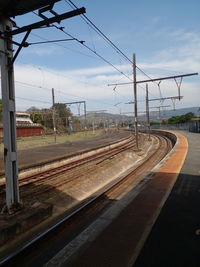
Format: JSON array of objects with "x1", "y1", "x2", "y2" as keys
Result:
[{"x1": 0, "y1": 130, "x2": 104, "y2": 152}]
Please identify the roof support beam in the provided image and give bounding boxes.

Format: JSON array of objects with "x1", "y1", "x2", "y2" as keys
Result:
[{"x1": 8, "y1": 7, "x2": 86, "y2": 35}]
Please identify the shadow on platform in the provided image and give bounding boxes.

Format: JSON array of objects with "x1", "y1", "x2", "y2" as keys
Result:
[
  {"x1": 0, "y1": 182, "x2": 81, "y2": 265},
  {"x1": 134, "y1": 172, "x2": 200, "y2": 267}
]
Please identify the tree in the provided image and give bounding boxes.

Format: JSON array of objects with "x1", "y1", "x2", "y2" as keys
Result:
[
  {"x1": 26, "y1": 106, "x2": 40, "y2": 113},
  {"x1": 26, "y1": 107, "x2": 43, "y2": 124},
  {"x1": 184, "y1": 112, "x2": 194, "y2": 121},
  {"x1": 25, "y1": 104, "x2": 74, "y2": 131},
  {"x1": 168, "y1": 112, "x2": 194, "y2": 124},
  {"x1": 53, "y1": 103, "x2": 72, "y2": 127},
  {"x1": 40, "y1": 109, "x2": 53, "y2": 128},
  {"x1": 30, "y1": 113, "x2": 43, "y2": 124}
]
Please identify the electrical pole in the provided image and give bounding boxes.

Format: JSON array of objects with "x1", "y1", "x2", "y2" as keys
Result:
[
  {"x1": 149, "y1": 105, "x2": 171, "y2": 125},
  {"x1": 52, "y1": 88, "x2": 56, "y2": 143},
  {"x1": 133, "y1": 53, "x2": 139, "y2": 150},
  {"x1": 0, "y1": 18, "x2": 20, "y2": 211},
  {"x1": 146, "y1": 84, "x2": 151, "y2": 141},
  {"x1": 87, "y1": 110, "x2": 107, "y2": 133},
  {"x1": 0, "y1": 3, "x2": 86, "y2": 213},
  {"x1": 92, "y1": 113, "x2": 95, "y2": 134},
  {"x1": 84, "y1": 101, "x2": 87, "y2": 132},
  {"x1": 64, "y1": 101, "x2": 87, "y2": 132},
  {"x1": 77, "y1": 103, "x2": 81, "y2": 116},
  {"x1": 148, "y1": 95, "x2": 183, "y2": 110}
]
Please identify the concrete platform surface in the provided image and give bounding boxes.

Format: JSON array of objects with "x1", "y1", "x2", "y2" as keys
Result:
[
  {"x1": 134, "y1": 130, "x2": 200, "y2": 267},
  {"x1": 46, "y1": 130, "x2": 199, "y2": 267}
]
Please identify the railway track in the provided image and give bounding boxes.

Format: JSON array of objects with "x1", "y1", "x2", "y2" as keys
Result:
[
  {"x1": 0, "y1": 134, "x2": 135, "y2": 202},
  {"x1": 0, "y1": 132, "x2": 173, "y2": 265}
]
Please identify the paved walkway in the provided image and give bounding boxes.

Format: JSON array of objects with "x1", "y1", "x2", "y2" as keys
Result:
[{"x1": 134, "y1": 131, "x2": 200, "y2": 267}]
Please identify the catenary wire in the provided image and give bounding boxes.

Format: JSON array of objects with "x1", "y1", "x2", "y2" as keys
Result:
[
  {"x1": 31, "y1": 6, "x2": 162, "y2": 99},
  {"x1": 65, "y1": 0, "x2": 160, "y2": 84}
]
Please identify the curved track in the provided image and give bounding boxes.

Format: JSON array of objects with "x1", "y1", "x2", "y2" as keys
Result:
[
  {"x1": 0, "y1": 134, "x2": 135, "y2": 205},
  {"x1": 0, "y1": 131, "x2": 173, "y2": 265}
]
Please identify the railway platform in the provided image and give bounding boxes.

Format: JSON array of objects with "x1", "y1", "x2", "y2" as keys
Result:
[
  {"x1": 48, "y1": 130, "x2": 200, "y2": 267},
  {"x1": 134, "y1": 130, "x2": 200, "y2": 267}
]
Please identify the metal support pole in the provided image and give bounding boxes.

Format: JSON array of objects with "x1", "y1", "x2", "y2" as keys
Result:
[
  {"x1": 52, "y1": 88, "x2": 56, "y2": 143},
  {"x1": 84, "y1": 101, "x2": 87, "y2": 134},
  {"x1": 133, "y1": 53, "x2": 139, "y2": 150},
  {"x1": 92, "y1": 119, "x2": 95, "y2": 134},
  {"x1": 77, "y1": 103, "x2": 81, "y2": 117},
  {"x1": 103, "y1": 112, "x2": 106, "y2": 131},
  {"x1": 158, "y1": 107, "x2": 161, "y2": 122},
  {"x1": 0, "y1": 18, "x2": 20, "y2": 210},
  {"x1": 146, "y1": 84, "x2": 151, "y2": 141}
]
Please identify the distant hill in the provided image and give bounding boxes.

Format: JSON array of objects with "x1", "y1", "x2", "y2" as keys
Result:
[
  {"x1": 78, "y1": 112, "x2": 132, "y2": 125},
  {"x1": 77, "y1": 107, "x2": 200, "y2": 125},
  {"x1": 155, "y1": 106, "x2": 200, "y2": 119}
]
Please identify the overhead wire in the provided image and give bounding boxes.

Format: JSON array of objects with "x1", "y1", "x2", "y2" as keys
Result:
[
  {"x1": 16, "y1": 96, "x2": 51, "y2": 104},
  {"x1": 65, "y1": 0, "x2": 133, "y2": 65},
  {"x1": 12, "y1": 3, "x2": 166, "y2": 112},
  {"x1": 65, "y1": 0, "x2": 160, "y2": 85},
  {"x1": 64, "y1": 0, "x2": 164, "y2": 102},
  {"x1": 17, "y1": 61, "x2": 153, "y2": 109},
  {"x1": 30, "y1": 10, "x2": 132, "y2": 82},
  {"x1": 28, "y1": 18, "x2": 98, "y2": 60},
  {"x1": 31, "y1": 4, "x2": 162, "y2": 98},
  {"x1": 50, "y1": 24, "x2": 133, "y2": 81},
  {"x1": 16, "y1": 62, "x2": 125, "y2": 101},
  {"x1": 13, "y1": 78, "x2": 115, "y2": 108}
]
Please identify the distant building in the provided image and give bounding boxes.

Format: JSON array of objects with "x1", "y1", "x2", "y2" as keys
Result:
[
  {"x1": 16, "y1": 112, "x2": 33, "y2": 125},
  {"x1": 0, "y1": 112, "x2": 43, "y2": 138}
]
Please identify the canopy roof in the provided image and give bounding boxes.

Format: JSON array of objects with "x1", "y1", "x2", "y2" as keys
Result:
[{"x1": 0, "y1": 0, "x2": 60, "y2": 17}]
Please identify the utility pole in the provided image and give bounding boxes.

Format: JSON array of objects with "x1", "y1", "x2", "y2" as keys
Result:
[
  {"x1": 64, "y1": 101, "x2": 87, "y2": 132},
  {"x1": 87, "y1": 110, "x2": 107, "y2": 133},
  {"x1": 146, "y1": 84, "x2": 151, "y2": 141},
  {"x1": 77, "y1": 103, "x2": 81, "y2": 116},
  {"x1": 149, "y1": 105, "x2": 171, "y2": 125},
  {"x1": 84, "y1": 101, "x2": 87, "y2": 132},
  {"x1": 133, "y1": 53, "x2": 139, "y2": 150},
  {"x1": 52, "y1": 88, "x2": 56, "y2": 143},
  {"x1": 109, "y1": 69, "x2": 197, "y2": 143},
  {"x1": 114, "y1": 102, "x2": 122, "y2": 128},
  {"x1": 0, "y1": 3, "x2": 86, "y2": 213},
  {"x1": 92, "y1": 113, "x2": 95, "y2": 134},
  {"x1": 149, "y1": 95, "x2": 183, "y2": 110},
  {"x1": 0, "y1": 18, "x2": 20, "y2": 211}
]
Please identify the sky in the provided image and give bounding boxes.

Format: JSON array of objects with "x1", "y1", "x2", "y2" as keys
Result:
[{"x1": 1, "y1": 0, "x2": 200, "y2": 116}]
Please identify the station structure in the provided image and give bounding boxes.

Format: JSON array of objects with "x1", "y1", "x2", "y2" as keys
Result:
[{"x1": 0, "y1": 0, "x2": 85, "y2": 210}]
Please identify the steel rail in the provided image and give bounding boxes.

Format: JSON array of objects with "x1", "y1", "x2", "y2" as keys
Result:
[
  {"x1": 19, "y1": 139, "x2": 137, "y2": 199},
  {"x1": 0, "y1": 132, "x2": 173, "y2": 265},
  {"x1": 0, "y1": 135, "x2": 134, "y2": 196}
]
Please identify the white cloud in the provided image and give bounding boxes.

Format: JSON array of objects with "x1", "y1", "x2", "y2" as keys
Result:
[
  {"x1": 13, "y1": 56, "x2": 199, "y2": 114},
  {"x1": 153, "y1": 29, "x2": 200, "y2": 63},
  {"x1": 1, "y1": 27, "x2": 199, "y2": 114},
  {"x1": 14, "y1": 64, "x2": 133, "y2": 113}
]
